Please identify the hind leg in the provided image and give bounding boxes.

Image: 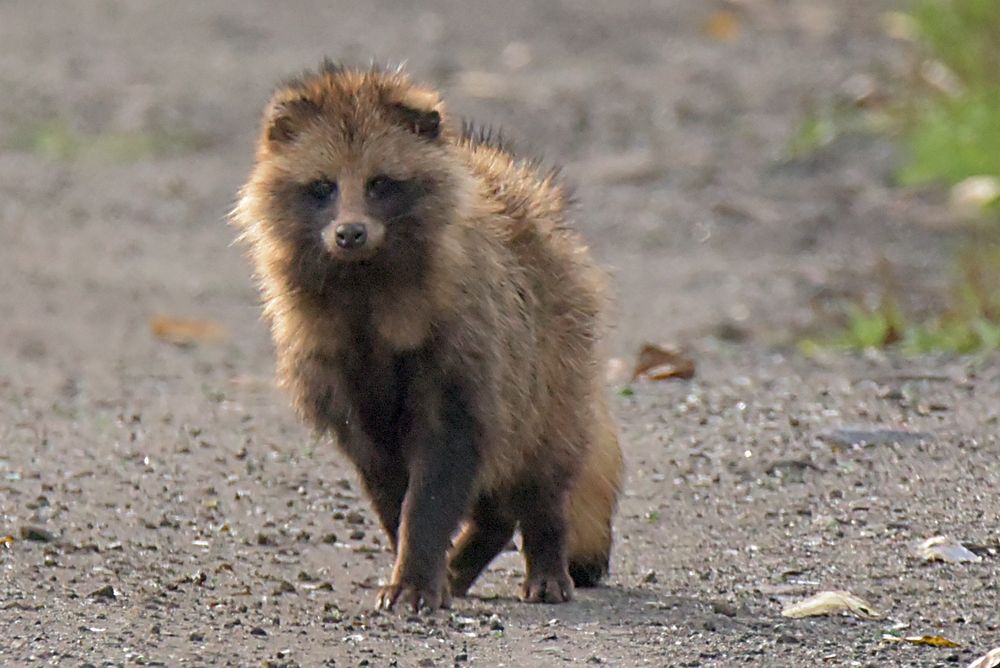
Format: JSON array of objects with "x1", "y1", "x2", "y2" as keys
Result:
[
  {"x1": 515, "y1": 482, "x2": 574, "y2": 603},
  {"x1": 448, "y1": 496, "x2": 516, "y2": 597}
]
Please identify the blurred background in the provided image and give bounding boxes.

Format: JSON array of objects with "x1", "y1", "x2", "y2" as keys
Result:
[
  {"x1": 3, "y1": 1, "x2": 1000, "y2": 665},
  {"x1": 0, "y1": 0, "x2": 1000, "y2": 364},
  {"x1": 5, "y1": 0, "x2": 998, "y2": 374}
]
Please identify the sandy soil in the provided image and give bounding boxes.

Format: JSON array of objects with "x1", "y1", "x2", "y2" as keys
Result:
[{"x1": 2, "y1": 1, "x2": 998, "y2": 666}]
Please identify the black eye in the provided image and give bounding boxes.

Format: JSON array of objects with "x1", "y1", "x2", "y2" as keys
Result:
[
  {"x1": 307, "y1": 179, "x2": 337, "y2": 201},
  {"x1": 366, "y1": 175, "x2": 402, "y2": 200}
]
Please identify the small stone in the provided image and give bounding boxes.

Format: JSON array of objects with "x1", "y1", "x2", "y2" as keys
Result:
[
  {"x1": 345, "y1": 511, "x2": 365, "y2": 525},
  {"x1": 20, "y1": 525, "x2": 56, "y2": 543},
  {"x1": 321, "y1": 533, "x2": 338, "y2": 544},
  {"x1": 820, "y1": 428, "x2": 931, "y2": 448},
  {"x1": 26, "y1": 495, "x2": 50, "y2": 510},
  {"x1": 189, "y1": 631, "x2": 204, "y2": 642},
  {"x1": 272, "y1": 580, "x2": 296, "y2": 596},
  {"x1": 257, "y1": 532, "x2": 274, "y2": 546},
  {"x1": 710, "y1": 600, "x2": 738, "y2": 617},
  {"x1": 349, "y1": 529, "x2": 365, "y2": 541},
  {"x1": 642, "y1": 570, "x2": 657, "y2": 584},
  {"x1": 89, "y1": 584, "x2": 117, "y2": 600},
  {"x1": 250, "y1": 626, "x2": 268, "y2": 637}
]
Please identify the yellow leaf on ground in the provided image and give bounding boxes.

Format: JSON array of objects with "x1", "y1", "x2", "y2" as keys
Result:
[
  {"x1": 883, "y1": 634, "x2": 961, "y2": 648},
  {"x1": 704, "y1": 10, "x2": 741, "y2": 42},
  {"x1": 781, "y1": 590, "x2": 881, "y2": 620},
  {"x1": 150, "y1": 315, "x2": 227, "y2": 346}
]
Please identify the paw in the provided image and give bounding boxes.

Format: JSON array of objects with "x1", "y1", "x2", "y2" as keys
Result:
[
  {"x1": 522, "y1": 571, "x2": 574, "y2": 604},
  {"x1": 447, "y1": 566, "x2": 476, "y2": 599},
  {"x1": 375, "y1": 580, "x2": 451, "y2": 613}
]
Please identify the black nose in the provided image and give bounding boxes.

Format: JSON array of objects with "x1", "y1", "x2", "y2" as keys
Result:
[{"x1": 334, "y1": 222, "x2": 368, "y2": 249}]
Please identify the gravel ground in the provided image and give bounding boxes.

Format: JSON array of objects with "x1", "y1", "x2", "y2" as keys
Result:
[{"x1": 1, "y1": 1, "x2": 998, "y2": 666}]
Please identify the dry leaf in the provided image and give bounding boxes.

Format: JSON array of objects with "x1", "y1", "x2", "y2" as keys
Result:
[
  {"x1": 883, "y1": 634, "x2": 961, "y2": 648},
  {"x1": 920, "y1": 60, "x2": 965, "y2": 97},
  {"x1": 150, "y1": 315, "x2": 227, "y2": 346},
  {"x1": 704, "y1": 10, "x2": 741, "y2": 42},
  {"x1": 1, "y1": 535, "x2": 13, "y2": 548},
  {"x1": 632, "y1": 343, "x2": 695, "y2": 382},
  {"x1": 950, "y1": 176, "x2": 1000, "y2": 219},
  {"x1": 915, "y1": 536, "x2": 982, "y2": 564},
  {"x1": 781, "y1": 590, "x2": 881, "y2": 620},
  {"x1": 968, "y1": 647, "x2": 1000, "y2": 668}
]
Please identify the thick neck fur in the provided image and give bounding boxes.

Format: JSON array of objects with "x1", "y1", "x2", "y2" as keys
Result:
[{"x1": 237, "y1": 187, "x2": 470, "y2": 358}]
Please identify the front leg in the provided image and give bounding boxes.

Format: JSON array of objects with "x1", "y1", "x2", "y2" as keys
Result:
[
  {"x1": 375, "y1": 384, "x2": 479, "y2": 612},
  {"x1": 333, "y1": 421, "x2": 409, "y2": 552},
  {"x1": 516, "y1": 482, "x2": 575, "y2": 604},
  {"x1": 356, "y1": 458, "x2": 408, "y2": 552}
]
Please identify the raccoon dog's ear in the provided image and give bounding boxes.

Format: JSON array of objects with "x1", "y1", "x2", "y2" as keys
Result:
[
  {"x1": 388, "y1": 102, "x2": 442, "y2": 140},
  {"x1": 264, "y1": 96, "x2": 320, "y2": 144}
]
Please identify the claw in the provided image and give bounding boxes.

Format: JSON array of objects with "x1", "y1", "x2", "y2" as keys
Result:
[
  {"x1": 374, "y1": 581, "x2": 451, "y2": 613},
  {"x1": 522, "y1": 572, "x2": 574, "y2": 604}
]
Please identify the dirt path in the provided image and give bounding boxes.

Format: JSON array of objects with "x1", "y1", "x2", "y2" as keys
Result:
[{"x1": 2, "y1": 1, "x2": 997, "y2": 666}]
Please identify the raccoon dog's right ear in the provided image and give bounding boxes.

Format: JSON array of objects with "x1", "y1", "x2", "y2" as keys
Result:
[
  {"x1": 264, "y1": 96, "x2": 320, "y2": 144},
  {"x1": 388, "y1": 103, "x2": 441, "y2": 140}
]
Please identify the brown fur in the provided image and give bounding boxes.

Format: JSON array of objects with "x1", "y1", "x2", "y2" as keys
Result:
[{"x1": 231, "y1": 62, "x2": 623, "y2": 610}]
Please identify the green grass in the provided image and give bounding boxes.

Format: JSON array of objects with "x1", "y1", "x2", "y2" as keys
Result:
[
  {"x1": 901, "y1": 0, "x2": 1000, "y2": 187},
  {"x1": 803, "y1": 240, "x2": 1000, "y2": 355},
  {"x1": 786, "y1": 112, "x2": 839, "y2": 160},
  {"x1": 911, "y1": 0, "x2": 1000, "y2": 90},
  {"x1": 900, "y1": 88, "x2": 1000, "y2": 186},
  {"x1": 799, "y1": 1, "x2": 1000, "y2": 355},
  {"x1": 785, "y1": 1, "x2": 1000, "y2": 190},
  {"x1": 8, "y1": 120, "x2": 209, "y2": 163}
]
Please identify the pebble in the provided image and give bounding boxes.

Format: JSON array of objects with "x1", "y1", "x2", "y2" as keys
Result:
[
  {"x1": 89, "y1": 584, "x2": 117, "y2": 600},
  {"x1": 272, "y1": 580, "x2": 296, "y2": 596},
  {"x1": 20, "y1": 525, "x2": 56, "y2": 543}
]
